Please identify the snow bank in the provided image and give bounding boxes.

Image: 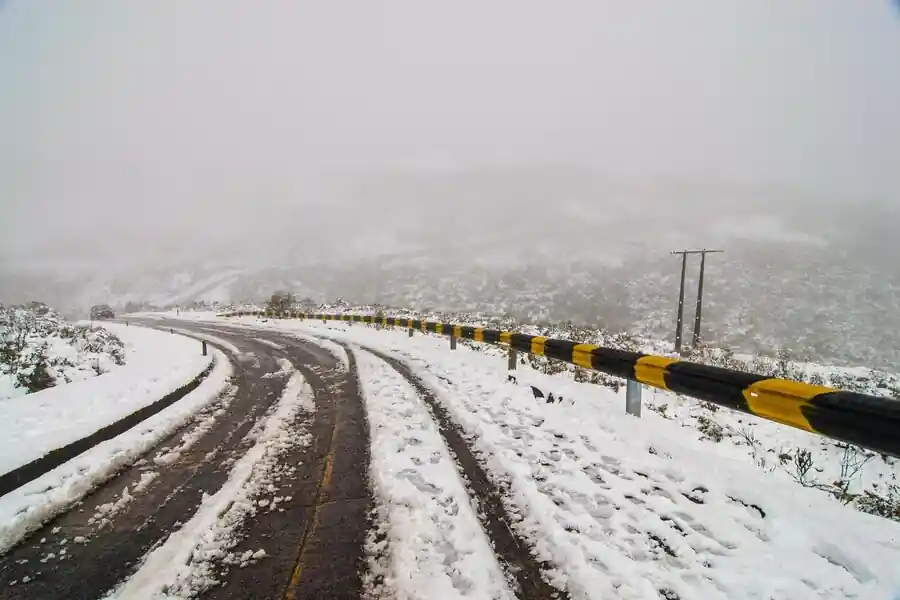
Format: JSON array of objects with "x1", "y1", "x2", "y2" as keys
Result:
[
  {"x1": 109, "y1": 360, "x2": 314, "y2": 599},
  {"x1": 0, "y1": 349, "x2": 232, "y2": 554},
  {"x1": 353, "y1": 347, "x2": 514, "y2": 600},
  {"x1": 0, "y1": 324, "x2": 212, "y2": 476}
]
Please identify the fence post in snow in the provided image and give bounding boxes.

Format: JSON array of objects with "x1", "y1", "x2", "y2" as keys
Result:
[
  {"x1": 202, "y1": 340, "x2": 208, "y2": 356},
  {"x1": 408, "y1": 327, "x2": 414, "y2": 338},
  {"x1": 450, "y1": 333, "x2": 457, "y2": 350},
  {"x1": 508, "y1": 348, "x2": 517, "y2": 370},
  {"x1": 625, "y1": 379, "x2": 642, "y2": 417}
]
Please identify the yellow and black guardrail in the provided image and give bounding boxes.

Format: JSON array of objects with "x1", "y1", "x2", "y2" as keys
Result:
[{"x1": 220, "y1": 310, "x2": 900, "y2": 458}]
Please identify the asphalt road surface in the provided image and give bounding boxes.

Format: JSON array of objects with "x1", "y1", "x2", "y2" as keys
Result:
[{"x1": 0, "y1": 319, "x2": 564, "y2": 599}]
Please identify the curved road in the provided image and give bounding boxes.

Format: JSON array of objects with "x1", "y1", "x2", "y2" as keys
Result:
[
  {"x1": 0, "y1": 319, "x2": 565, "y2": 599},
  {"x1": 0, "y1": 321, "x2": 371, "y2": 600}
]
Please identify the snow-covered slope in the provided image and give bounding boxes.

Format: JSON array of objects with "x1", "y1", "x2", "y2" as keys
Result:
[{"x1": 4, "y1": 171, "x2": 899, "y2": 369}]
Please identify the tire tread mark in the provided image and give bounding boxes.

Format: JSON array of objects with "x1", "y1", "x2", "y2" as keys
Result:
[{"x1": 349, "y1": 342, "x2": 567, "y2": 600}]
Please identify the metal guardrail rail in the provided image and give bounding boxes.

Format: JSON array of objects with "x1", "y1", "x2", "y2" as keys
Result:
[{"x1": 220, "y1": 310, "x2": 900, "y2": 458}]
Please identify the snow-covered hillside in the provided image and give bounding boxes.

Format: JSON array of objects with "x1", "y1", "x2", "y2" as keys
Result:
[
  {"x1": 4, "y1": 172, "x2": 899, "y2": 370},
  {"x1": 0, "y1": 304, "x2": 125, "y2": 399}
]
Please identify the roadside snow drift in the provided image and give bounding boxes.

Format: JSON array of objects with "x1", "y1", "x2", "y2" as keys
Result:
[
  {"x1": 0, "y1": 324, "x2": 212, "y2": 476},
  {"x1": 0, "y1": 349, "x2": 232, "y2": 554}
]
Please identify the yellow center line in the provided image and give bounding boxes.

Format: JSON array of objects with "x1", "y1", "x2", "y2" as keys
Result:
[{"x1": 283, "y1": 414, "x2": 340, "y2": 599}]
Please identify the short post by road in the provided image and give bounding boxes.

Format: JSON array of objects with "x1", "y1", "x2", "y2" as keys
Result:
[
  {"x1": 450, "y1": 332, "x2": 457, "y2": 350},
  {"x1": 408, "y1": 327, "x2": 414, "y2": 338},
  {"x1": 508, "y1": 347, "x2": 517, "y2": 370},
  {"x1": 202, "y1": 340, "x2": 208, "y2": 356},
  {"x1": 625, "y1": 379, "x2": 642, "y2": 417}
]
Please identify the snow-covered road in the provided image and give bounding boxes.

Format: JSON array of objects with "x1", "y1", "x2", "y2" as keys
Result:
[
  {"x1": 215, "y1": 316, "x2": 900, "y2": 600},
  {"x1": 2, "y1": 315, "x2": 899, "y2": 600}
]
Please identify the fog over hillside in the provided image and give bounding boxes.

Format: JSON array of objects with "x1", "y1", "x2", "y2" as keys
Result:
[
  {"x1": 2, "y1": 2, "x2": 899, "y2": 369},
  {"x1": 3, "y1": 168, "x2": 899, "y2": 369}
]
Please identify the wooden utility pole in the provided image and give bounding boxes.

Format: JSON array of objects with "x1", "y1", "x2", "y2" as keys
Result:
[{"x1": 671, "y1": 249, "x2": 724, "y2": 354}]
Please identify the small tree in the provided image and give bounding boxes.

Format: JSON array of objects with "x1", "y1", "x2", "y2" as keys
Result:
[
  {"x1": 373, "y1": 307, "x2": 386, "y2": 329},
  {"x1": 17, "y1": 342, "x2": 55, "y2": 393},
  {"x1": 266, "y1": 291, "x2": 293, "y2": 314}
]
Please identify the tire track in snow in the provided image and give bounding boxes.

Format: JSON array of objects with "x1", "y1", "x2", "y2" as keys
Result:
[
  {"x1": 352, "y1": 346, "x2": 517, "y2": 600},
  {"x1": 201, "y1": 329, "x2": 372, "y2": 600},
  {"x1": 388, "y1": 351, "x2": 891, "y2": 600},
  {"x1": 354, "y1": 344, "x2": 567, "y2": 600},
  {"x1": 106, "y1": 361, "x2": 315, "y2": 599}
]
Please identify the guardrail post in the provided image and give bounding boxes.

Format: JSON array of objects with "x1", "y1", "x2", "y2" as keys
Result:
[
  {"x1": 625, "y1": 379, "x2": 642, "y2": 417},
  {"x1": 408, "y1": 327, "x2": 414, "y2": 338},
  {"x1": 450, "y1": 333, "x2": 457, "y2": 350},
  {"x1": 202, "y1": 340, "x2": 208, "y2": 356},
  {"x1": 508, "y1": 348, "x2": 517, "y2": 370}
]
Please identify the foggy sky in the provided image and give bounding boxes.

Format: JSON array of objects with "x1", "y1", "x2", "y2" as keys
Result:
[{"x1": 2, "y1": 1, "x2": 900, "y2": 260}]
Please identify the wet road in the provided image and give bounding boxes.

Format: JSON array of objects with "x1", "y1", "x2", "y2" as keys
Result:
[{"x1": 0, "y1": 321, "x2": 371, "y2": 600}]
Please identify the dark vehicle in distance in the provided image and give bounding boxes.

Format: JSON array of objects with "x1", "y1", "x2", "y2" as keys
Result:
[{"x1": 91, "y1": 304, "x2": 115, "y2": 320}]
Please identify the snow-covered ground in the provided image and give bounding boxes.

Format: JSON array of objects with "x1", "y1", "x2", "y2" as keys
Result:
[
  {"x1": 180, "y1": 313, "x2": 899, "y2": 499},
  {"x1": 354, "y1": 347, "x2": 515, "y2": 599},
  {"x1": 200, "y1": 316, "x2": 900, "y2": 599},
  {"x1": 0, "y1": 323, "x2": 213, "y2": 476},
  {"x1": 0, "y1": 348, "x2": 232, "y2": 554}
]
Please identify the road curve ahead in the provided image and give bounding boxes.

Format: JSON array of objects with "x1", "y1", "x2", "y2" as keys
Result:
[{"x1": 0, "y1": 320, "x2": 372, "y2": 600}]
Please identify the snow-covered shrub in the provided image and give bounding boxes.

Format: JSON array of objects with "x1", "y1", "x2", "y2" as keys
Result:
[
  {"x1": 856, "y1": 483, "x2": 900, "y2": 521},
  {"x1": 696, "y1": 414, "x2": 725, "y2": 443},
  {"x1": 0, "y1": 303, "x2": 126, "y2": 399}
]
